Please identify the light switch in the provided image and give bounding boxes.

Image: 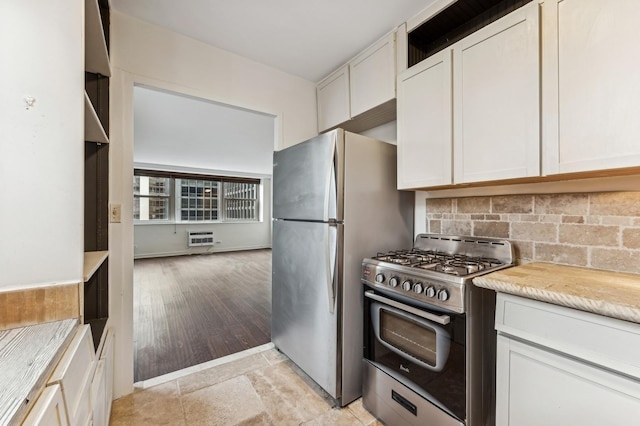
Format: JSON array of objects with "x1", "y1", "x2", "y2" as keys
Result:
[{"x1": 110, "y1": 203, "x2": 121, "y2": 223}]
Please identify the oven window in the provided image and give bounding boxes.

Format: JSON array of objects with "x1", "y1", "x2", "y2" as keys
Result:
[
  {"x1": 380, "y1": 309, "x2": 437, "y2": 367},
  {"x1": 367, "y1": 303, "x2": 467, "y2": 422}
]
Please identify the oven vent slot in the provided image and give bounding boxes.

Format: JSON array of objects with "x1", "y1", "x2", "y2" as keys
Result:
[{"x1": 187, "y1": 231, "x2": 214, "y2": 247}]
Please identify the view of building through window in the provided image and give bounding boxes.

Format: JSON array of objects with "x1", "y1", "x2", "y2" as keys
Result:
[
  {"x1": 133, "y1": 173, "x2": 260, "y2": 222},
  {"x1": 179, "y1": 179, "x2": 220, "y2": 221},
  {"x1": 223, "y1": 182, "x2": 259, "y2": 220},
  {"x1": 133, "y1": 176, "x2": 171, "y2": 220}
]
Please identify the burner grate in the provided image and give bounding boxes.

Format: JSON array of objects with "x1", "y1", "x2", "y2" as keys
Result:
[{"x1": 373, "y1": 247, "x2": 508, "y2": 277}]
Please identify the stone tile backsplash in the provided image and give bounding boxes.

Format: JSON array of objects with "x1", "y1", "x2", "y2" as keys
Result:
[{"x1": 425, "y1": 192, "x2": 640, "y2": 274}]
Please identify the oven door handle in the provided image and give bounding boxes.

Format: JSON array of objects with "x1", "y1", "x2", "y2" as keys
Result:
[{"x1": 364, "y1": 290, "x2": 451, "y2": 325}]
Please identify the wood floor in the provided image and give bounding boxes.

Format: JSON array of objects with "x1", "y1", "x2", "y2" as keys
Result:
[{"x1": 133, "y1": 249, "x2": 272, "y2": 382}]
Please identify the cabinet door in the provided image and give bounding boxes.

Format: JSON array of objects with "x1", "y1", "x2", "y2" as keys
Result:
[
  {"x1": 48, "y1": 325, "x2": 95, "y2": 426},
  {"x1": 397, "y1": 49, "x2": 453, "y2": 189},
  {"x1": 350, "y1": 32, "x2": 396, "y2": 118},
  {"x1": 22, "y1": 384, "x2": 70, "y2": 426},
  {"x1": 99, "y1": 328, "x2": 114, "y2": 422},
  {"x1": 542, "y1": 0, "x2": 640, "y2": 174},
  {"x1": 453, "y1": 2, "x2": 540, "y2": 183},
  {"x1": 497, "y1": 335, "x2": 640, "y2": 426},
  {"x1": 317, "y1": 65, "x2": 350, "y2": 132},
  {"x1": 90, "y1": 360, "x2": 107, "y2": 426}
]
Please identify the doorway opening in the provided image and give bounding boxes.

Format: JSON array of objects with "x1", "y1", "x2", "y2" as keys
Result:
[{"x1": 132, "y1": 85, "x2": 275, "y2": 382}]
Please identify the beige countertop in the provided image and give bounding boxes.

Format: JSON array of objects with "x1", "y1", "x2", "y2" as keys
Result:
[
  {"x1": 473, "y1": 262, "x2": 640, "y2": 324},
  {"x1": 0, "y1": 319, "x2": 78, "y2": 425}
]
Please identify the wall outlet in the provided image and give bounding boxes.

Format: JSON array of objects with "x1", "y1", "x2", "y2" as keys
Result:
[{"x1": 110, "y1": 203, "x2": 122, "y2": 223}]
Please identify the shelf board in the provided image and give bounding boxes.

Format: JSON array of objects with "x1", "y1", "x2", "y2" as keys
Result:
[
  {"x1": 84, "y1": 92, "x2": 109, "y2": 144},
  {"x1": 85, "y1": 0, "x2": 110, "y2": 76},
  {"x1": 83, "y1": 250, "x2": 108, "y2": 282}
]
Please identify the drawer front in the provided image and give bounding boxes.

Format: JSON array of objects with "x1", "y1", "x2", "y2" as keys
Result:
[
  {"x1": 495, "y1": 293, "x2": 640, "y2": 379},
  {"x1": 48, "y1": 325, "x2": 95, "y2": 426}
]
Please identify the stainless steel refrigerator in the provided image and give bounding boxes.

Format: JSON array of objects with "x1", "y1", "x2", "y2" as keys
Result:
[{"x1": 272, "y1": 128, "x2": 413, "y2": 406}]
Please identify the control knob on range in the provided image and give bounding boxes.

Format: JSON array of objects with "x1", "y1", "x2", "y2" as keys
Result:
[
  {"x1": 402, "y1": 280, "x2": 412, "y2": 291},
  {"x1": 424, "y1": 286, "x2": 436, "y2": 298},
  {"x1": 413, "y1": 282, "x2": 423, "y2": 294},
  {"x1": 375, "y1": 273, "x2": 385, "y2": 283},
  {"x1": 437, "y1": 289, "x2": 450, "y2": 301},
  {"x1": 388, "y1": 277, "x2": 399, "y2": 288}
]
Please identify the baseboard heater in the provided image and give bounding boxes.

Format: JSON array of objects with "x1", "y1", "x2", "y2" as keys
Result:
[{"x1": 187, "y1": 231, "x2": 214, "y2": 247}]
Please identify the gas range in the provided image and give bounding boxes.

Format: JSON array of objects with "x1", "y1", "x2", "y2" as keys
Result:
[{"x1": 361, "y1": 234, "x2": 514, "y2": 314}]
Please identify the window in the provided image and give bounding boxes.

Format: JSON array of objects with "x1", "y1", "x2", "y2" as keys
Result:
[
  {"x1": 134, "y1": 170, "x2": 260, "y2": 223},
  {"x1": 223, "y1": 182, "x2": 259, "y2": 220},
  {"x1": 133, "y1": 176, "x2": 171, "y2": 220},
  {"x1": 178, "y1": 179, "x2": 220, "y2": 221}
]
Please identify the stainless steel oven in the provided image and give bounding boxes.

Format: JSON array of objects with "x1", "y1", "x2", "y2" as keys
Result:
[{"x1": 362, "y1": 234, "x2": 514, "y2": 426}]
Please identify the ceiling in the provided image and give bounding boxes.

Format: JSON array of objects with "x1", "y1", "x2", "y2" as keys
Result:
[
  {"x1": 134, "y1": 86, "x2": 275, "y2": 176},
  {"x1": 110, "y1": 0, "x2": 435, "y2": 82}
]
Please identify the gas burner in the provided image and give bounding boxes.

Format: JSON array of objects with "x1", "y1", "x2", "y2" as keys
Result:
[
  {"x1": 435, "y1": 259, "x2": 486, "y2": 276},
  {"x1": 375, "y1": 249, "x2": 507, "y2": 277},
  {"x1": 363, "y1": 235, "x2": 514, "y2": 319}
]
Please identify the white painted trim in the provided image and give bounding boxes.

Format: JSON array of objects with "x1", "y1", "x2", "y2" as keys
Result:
[
  {"x1": 134, "y1": 343, "x2": 275, "y2": 389},
  {"x1": 133, "y1": 162, "x2": 272, "y2": 179},
  {"x1": 133, "y1": 245, "x2": 272, "y2": 260},
  {"x1": 110, "y1": 68, "x2": 283, "y2": 399},
  {"x1": 419, "y1": 174, "x2": 640, "y2": 199}
]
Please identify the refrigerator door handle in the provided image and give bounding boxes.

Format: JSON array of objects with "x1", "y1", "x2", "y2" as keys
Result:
[
  {"x1": 326, "y1": 223, "x2": 338, "y2": 313},
  {"x1": 327, "y1": 133, "x2": 338, "y2": 221}
]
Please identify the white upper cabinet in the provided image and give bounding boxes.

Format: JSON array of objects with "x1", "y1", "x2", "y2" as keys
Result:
[
  {"x1": 317, "y1": 65, "x2": 350, "y2": 132},
  {"x1": 397, "y1": 2, "x2": 539, "y2": 189},
  {"x1": 317, "y1": 31, "x2": 397, "y2": 133},
  {"x1": 397, "y1": 49, "x2": 453, "y2": 189},
  {"x1": 350, "y1": 32, "x2": 396, "y2": 118},
  {"x1": 542, "y1": 0, "x2": 640, "y2": 175},
  {"x1": 453, "y1": 1, "x2": 540, "y2": 184}
]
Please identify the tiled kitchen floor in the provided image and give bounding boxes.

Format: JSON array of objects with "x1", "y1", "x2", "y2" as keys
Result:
[{"x1": 110, "y1": 344, "x2": 381, "y2": 425}]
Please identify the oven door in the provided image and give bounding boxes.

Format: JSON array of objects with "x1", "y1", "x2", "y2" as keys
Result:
[{"x1": 364, "y1": 289, "x2": 467, "y2": 422}]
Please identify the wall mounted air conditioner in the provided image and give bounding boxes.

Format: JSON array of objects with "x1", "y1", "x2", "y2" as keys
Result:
[{"x1": 187, "y1": 231, "x2": 214, "y2": 247}]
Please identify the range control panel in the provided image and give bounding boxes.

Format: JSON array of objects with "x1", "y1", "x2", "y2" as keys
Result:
[{"x1": 362, "y1": 261, "x2": 466, "y2": 314}]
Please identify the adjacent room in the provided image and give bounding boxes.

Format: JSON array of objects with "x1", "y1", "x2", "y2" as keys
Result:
[{"x1": 132, "y1": 85, "x2": 275, "y2": 382}]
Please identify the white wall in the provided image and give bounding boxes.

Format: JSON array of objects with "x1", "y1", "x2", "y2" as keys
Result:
[
  {"x1": 109, "y1": 11, "x2": 318, "y2": 397},
  {"x1": 359, "y1": 120, "x2": 397, "y2": 144},
  {"x1": 0, "y1": 0, "x2": 84, "y2": 290}
]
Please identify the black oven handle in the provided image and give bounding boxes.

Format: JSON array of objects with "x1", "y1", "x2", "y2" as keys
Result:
[{"x1": 364, "y1": 290, "x2": 451, "y2": 325}]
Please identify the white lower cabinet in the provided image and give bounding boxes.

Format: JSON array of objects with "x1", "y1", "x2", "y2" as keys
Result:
[
  {"x1": 22, "y1": 384, "x2": 69, "y2": 426},
  {"x1": 47, "y1": 325, "x2": 96, "y2": 426},
  {"x1": 90, "y1": 361, "x2": 106, "y2": 426},
  {"x1": 495, "y1": 293, "x2": 640, "y2": 425},
  {"x1": 92, "y1": 328, "x2": 114, "y2": 426}
]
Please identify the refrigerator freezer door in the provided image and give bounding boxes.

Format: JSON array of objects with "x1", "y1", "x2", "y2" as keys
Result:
[
  {"x1": 273, "y1": 131, "x2": 339, "y2": 221},
  {"x1": 272, "y1": 219, "x2": 340, "y2": 399}
]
